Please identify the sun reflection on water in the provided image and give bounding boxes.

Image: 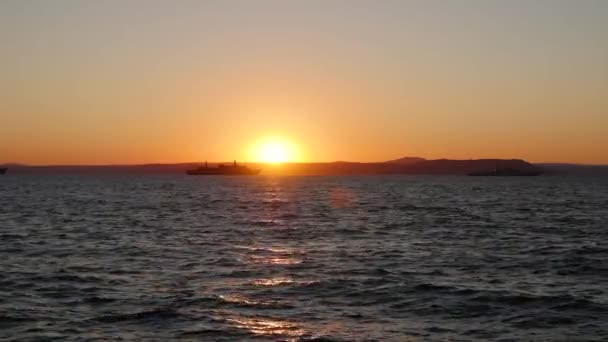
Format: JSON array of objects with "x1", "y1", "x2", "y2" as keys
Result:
[
  {"x1": 234, "y1": 245, "x2": 293, "y2": 254},
  {"x1": 225, "y1": 316, "x2": 305, "y2": 339},
  {"x1": 248, "y1": 254, "x2": 302, "y2": 265},
  {"x1": 329, "y1": 187, "x2": 356, "y2": 208},
  {"x1": 221, "y1": 180, "x2": 309, "y2": 340},
  {"x1": 251, "y1": 277, "x2": 295, "y2": 286},
  {"x1": 251, "y1": 277, "x2": 317, "y2": 287},
  {"x1": 218, "y1": 294, "x2": 260, "y2": 306},
  {"x1": 217, "y1": 294, "x2": 292, "y2": 309}
]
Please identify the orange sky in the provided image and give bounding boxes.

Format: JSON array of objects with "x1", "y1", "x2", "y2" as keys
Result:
[{"x1": 1, "y1": 1, "x2": 607, "y2": 165}]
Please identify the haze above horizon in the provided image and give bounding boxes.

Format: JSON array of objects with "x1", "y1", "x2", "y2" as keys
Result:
[{"x1": 1, "y1": 0, "x2": 607, "y2": 165}]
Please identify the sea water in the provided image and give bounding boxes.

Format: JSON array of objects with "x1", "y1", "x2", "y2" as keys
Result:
[{"x1": 1, "y1": 175, "x2": 607, "y2": 341}]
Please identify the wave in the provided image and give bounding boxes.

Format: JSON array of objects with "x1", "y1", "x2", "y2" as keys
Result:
[{"x1": 94, "y1": 308, "x2": 182, "y2": 323}]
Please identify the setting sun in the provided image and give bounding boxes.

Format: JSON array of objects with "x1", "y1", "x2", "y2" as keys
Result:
[{"x1": 253, "y1": 139, "x2": 296, "y2": 163}]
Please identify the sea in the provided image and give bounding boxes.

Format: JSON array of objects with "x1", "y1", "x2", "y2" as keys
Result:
[{"x1": 1, "y1": 174, "x2": 607, "y2": 341}]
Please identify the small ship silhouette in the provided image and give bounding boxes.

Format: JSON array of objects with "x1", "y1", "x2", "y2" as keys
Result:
[{"x1": 186, "y1": 161, "x2": 260, "y2": 175}]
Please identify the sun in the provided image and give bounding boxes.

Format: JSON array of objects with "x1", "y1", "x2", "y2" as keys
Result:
[{"x1": 253, "y1": 139, "x2": 295, "y2": 163}]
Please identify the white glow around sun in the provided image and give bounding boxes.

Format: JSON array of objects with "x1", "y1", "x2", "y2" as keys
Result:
[{"x1": 253, "y1": 139, "x2": 296, "y2": 163}]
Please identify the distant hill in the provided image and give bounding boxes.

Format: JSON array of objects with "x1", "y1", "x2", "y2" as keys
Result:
[
  {"x1": 536, "y1": 163, "x2": 608, "y2": 176},
  {"x1": 405, "y1": 159, "x2": 540, "y2": 175},
  {"x1": 1, "y1": 158, "x2": 545, "y2": 176},
  {"x1": 384, "y1": 157, "x2": 426, "y2": 165},
  {"x1": 257, "y1": 159, "x2": 542, "y2": 175},
  {"x1": 0, "y1": 163, "x2": 200, "y2": 175}
]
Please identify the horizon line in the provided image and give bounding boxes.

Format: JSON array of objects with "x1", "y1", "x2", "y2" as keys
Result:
[{"x1": 2, "y1": 159, "x2": 608, "y2": 168}]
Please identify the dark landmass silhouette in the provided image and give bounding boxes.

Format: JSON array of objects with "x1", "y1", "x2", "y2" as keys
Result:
[
  {"x1": 3, "y1": 158, "x2": 607, "y2": 176},
  {"x1": 384, "y1": 157, "x2": 427, "y2": 165},
  {"x1": 536, "y1": 163, "x2": 608, "y2": 176},
  {"x1": 260, "y1": 159, "x2": 541, "y2": 175},
  {"x1": 0, "y1": 157, "x2": 553, "y2": 176}
]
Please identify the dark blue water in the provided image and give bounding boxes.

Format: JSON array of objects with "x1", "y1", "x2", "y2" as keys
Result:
[{"x1": 1, "y1": 175, "x2": 607, "y2": 341}]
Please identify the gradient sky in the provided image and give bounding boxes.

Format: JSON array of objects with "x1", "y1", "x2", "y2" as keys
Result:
[{"x1": 1, "y1": 0, "x2": 607, "y2": 165}]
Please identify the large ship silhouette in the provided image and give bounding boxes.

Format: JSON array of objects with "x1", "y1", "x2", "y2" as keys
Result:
[
  {"x1": 186, "y1": 161, "x2": 260, "y2": 175},
  {"x1": 0, "y1": 168, "x2": 6, "y2": 175}
]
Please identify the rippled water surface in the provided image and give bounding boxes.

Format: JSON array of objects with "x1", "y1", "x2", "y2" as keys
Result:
[{"x1": 1, "y1": 175, "x2": 607, "y2": 341}]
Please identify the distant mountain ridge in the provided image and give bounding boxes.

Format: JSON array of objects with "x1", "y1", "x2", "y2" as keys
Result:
[
  {"x1": 384, "y1": 157, "x2": 426, "y2": 165},
  {"x1": 536, "y1": 163, "x2": 608, "y2": 176},
  {"x1": 260, "y1": 159, "x2": 541, "y2": 175},
  {"x1": 1, "y1": 158, "x2": 544, "y2": 175},
  {"x1": 403, "y1": 158, "x2": 538, "y2": 175}
]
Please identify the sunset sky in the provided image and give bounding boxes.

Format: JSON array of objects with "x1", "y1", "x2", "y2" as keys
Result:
[{"x1": 1, "y1": 0, "x2": 607, "y2": 165}]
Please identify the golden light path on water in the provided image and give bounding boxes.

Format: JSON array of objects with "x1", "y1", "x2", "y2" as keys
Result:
[
  {"x1": 217, "y1": 252, "x2": 308, "y2": 339},
  {"x1": 217, "y1": 178, "x2": 312, "y2": 340},
  {"x1": 248, "y1": 255, "x2": 302, "y2": 265},
  {"x1": 251, "y1": 277, "x2": 315, "y2": 287},
  {"x1": 225, "y1": 316, "x2": 305, "y2": 339},
  {"x1": 214, "y1": 179, "x2": 402, "y2": 341}
]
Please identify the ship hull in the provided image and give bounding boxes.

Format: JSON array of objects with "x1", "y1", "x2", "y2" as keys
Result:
[
  {"x1": 0, "y1": 168, "x2": 6, "y2": 175},
  {"x1": 186, "y1": 161, "x2": 261, "y2": 176},
  {"x1": 186, "y1": 169, "x2": 260, "y2": 175}
]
